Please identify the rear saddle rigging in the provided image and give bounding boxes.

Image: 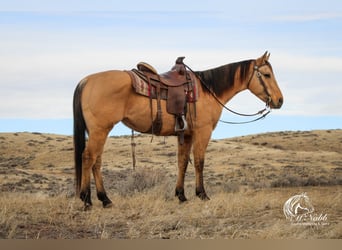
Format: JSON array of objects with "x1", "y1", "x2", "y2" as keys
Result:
[{"x1": 126, "y1": 57, "x2": 198, "y2": 143}]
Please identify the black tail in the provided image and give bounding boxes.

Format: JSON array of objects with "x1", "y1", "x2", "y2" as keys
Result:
[{"x1": 73, "y1": 80, "x2": 87, "y2": 195}]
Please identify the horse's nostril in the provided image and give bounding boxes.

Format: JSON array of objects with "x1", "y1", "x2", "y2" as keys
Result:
[{"x1": 278, "y1": 97, "x2": 283, "y2": 106}]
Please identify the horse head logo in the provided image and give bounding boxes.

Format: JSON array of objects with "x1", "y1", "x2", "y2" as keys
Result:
[{"x1": 283, "y1": 193, "x2": 315, "y2": 220}]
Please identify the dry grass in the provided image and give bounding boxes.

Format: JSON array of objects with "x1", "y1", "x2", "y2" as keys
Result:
[
  {"x1": 0, "y1": 188, "x2": 340, "y2": 239},
  {"x1": 0, "y1": 130, "x2": 341, "y2": 239}
]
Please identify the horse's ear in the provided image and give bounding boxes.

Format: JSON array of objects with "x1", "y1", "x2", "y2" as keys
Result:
[
  {"x1": 256, "y1": 51, "x2": 270, "y2": 65},
  {"x1": 265, "y1": 51, "x2": 271, "y2": 61}
]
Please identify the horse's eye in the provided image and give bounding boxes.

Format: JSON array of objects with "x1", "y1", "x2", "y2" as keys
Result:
[{"x1": 263, "y1": 73, "x2": 271, "y2": 78}]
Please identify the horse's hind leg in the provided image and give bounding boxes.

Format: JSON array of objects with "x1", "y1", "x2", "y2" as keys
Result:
[
  {"x1": 80, "y1": 129, "x2": 111, "y2": 209},
  {"x1": 80, "y1": 145, "x2": 94, "y2": 210},
  {"x1": 93, "y1": 154, "x2": 112, "y2": 208}
]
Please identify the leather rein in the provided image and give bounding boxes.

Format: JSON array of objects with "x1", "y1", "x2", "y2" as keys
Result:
[{"x1": 184, "y1": 61, "x2": 272, "y2": 125}]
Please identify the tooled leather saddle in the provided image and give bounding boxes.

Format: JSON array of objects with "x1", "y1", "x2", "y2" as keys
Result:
[{"x1": 126, "y1": 57, "x2": 198, "y2": 143}]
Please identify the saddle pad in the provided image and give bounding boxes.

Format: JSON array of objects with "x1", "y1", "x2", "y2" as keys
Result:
[{"x1": 127, "y1": 70, "x2": 198, "y2": 103}]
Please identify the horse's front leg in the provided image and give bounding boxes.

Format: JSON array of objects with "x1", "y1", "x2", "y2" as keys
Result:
[
  {"x1": 175, "y1": 135, "x2": 193, "y2": 202},
  {"x1": 193, "y1": 129, "x2": 211, "y2": 200}
]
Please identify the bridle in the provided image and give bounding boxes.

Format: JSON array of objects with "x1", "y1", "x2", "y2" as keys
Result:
[
  {"x1": 184, "y1": 61, "x2": 272, "y2": 124},
  {"x1": 246, "y1": 62, "x2": 272, "y2": 107}
]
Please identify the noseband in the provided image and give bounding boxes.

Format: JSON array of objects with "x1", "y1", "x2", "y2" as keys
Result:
[{"x1": 246, "y1": 62, "x2": 272, "y2": 107}]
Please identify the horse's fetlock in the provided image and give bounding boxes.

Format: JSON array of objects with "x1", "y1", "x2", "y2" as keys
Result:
[
  {"x1": 80, "y1": 191, "x2": 86, "y2": 201},
  {"x1": 80, "y1": 189, "x2": 92, "y2": 205}
]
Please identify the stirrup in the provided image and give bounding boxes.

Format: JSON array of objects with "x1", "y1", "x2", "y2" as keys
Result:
[{"x1": 175, "y1": 115, "x2": 188, "y2": 133}]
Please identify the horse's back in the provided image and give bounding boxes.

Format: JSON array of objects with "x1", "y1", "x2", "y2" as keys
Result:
[{"x1": 84, "y1": 69, "x2": 130, "y2": 88}]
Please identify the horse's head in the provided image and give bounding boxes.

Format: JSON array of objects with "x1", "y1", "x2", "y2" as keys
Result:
[
  {"x1": 247, "y1": 51, "x2": 283, "y2": 109},
  {"x1": 283, "y1": 192, "x2": 315, "y2": 220},
  {"x1": 297, "y1": 192, "x2": 315, "y2": 214}
]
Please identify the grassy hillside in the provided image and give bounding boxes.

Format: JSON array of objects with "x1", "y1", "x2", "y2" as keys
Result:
[{"x1": 0, "y1": 130, "x2": 341, "y2": 238}]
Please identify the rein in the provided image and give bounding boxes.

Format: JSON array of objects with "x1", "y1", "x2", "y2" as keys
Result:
[{"x1": 184, "y1": 62, "x2": 271, "y2": 125}]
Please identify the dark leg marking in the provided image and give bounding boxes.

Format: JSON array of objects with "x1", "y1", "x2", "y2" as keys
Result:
[
  {"x1": 80, "y1": 186, "x2": 92, "y2": 210},
  {"x1": 175, "y1": 187, "x2": 187, "y2": 202},
  {"x1": 195, "y1": 187, "x2": 210, "y2": 200},
  {"x1": 97, "y1": 192, "x2": 113, "y2": 208}
]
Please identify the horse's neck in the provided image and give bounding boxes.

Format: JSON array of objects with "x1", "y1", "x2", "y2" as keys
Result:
[
  {"x1": 197, "y1": 61, "x2": 253, "y2": 104},
  {"x1": 216, "y1": 65, "x2": 251, "y2": 104},
  {"x1": 219, "y1": 77, "x2": 248, "y2": 104}
]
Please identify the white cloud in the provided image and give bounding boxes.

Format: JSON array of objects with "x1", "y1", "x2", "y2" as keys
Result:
[
  {"x1": 272, "y1": 12, "x2": 342, "y2": 22},
  {"x1": 1, "y1": 8, "x2": 341, "y2": 120},
  {"x1": 1, "y1": 46, "x2": 342, "y2": 118}
]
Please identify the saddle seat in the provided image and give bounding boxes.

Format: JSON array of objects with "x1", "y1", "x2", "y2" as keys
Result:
[
  {"x1": 137, "y1": 62, "x2": 158, "y2": 75},
  {"x1": 128, "y1": 57, "x2": 197, "y2": 142},
  {"x1": 137, "y1": 57, "x2": 188, "y2": 87}
]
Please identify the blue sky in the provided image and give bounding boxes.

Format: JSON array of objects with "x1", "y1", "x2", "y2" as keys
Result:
[{"x1": 0, "y1": 0, "x2": 341, "y2": 138}]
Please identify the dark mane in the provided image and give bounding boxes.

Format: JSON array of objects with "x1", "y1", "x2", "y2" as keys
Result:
[{"x1": 195, "y1": 60, "x2": 254, "y2": 96}]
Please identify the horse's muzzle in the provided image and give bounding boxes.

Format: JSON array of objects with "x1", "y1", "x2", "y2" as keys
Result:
[{"x1": 271, "y1": 97, "x2": 283, "y2": 109}]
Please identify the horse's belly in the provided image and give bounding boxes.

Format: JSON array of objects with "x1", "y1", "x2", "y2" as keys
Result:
[{"x1": 122, "y1": 96, "x2": 176, "y2": 135}]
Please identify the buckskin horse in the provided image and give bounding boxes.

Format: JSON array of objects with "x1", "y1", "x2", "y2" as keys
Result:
[{"x1": 73, "y1": 52, "x2": 283, "y2": 209}]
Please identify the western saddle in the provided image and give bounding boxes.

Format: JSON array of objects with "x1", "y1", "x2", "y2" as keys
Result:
[{"x1": 127, "y1": 57, "x2": 197, "y2": 143}]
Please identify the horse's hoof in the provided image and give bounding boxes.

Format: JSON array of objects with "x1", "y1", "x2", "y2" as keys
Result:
[
  {"x1": 175, "y1": 188, "x2": 188, "y2": 203},
  {"x1": 178, "y1": 195, "x2": 188, "y2": 203},
  {"x1": 196, "y1": 192, "x2": 210, "y2": 201},
  {"x1": 103, "y1": 201, "x2": 113, "y2": 208},
  {"x1": 198, "y1": 194, "x2": 210, "y2": 200},
  {"x1": 84, "y1": 203, "x2": 92, "y2": 211}
]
